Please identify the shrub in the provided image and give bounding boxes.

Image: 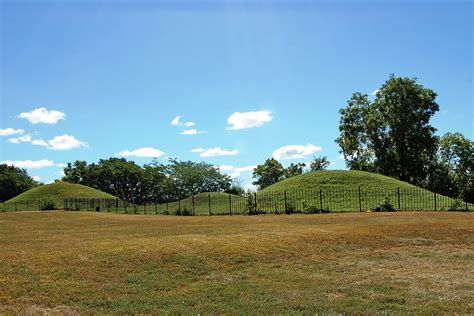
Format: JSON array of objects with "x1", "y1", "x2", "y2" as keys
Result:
[
  {"x1": 176, "y1": 207, "x2": 192, "y2": 216},
  {"x1": 447, "y1": 199, "x2": 467, "y2": 212},
  {"x1": 39, "y1": 198, "x2": 57, "y2": 210},
  {"x1": 372, "y1": 196, "x2": 396, "y2": 212}
]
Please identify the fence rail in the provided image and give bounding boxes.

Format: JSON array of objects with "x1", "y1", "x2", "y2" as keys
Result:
[{"x1": 3, "y1": 187, "x2": 472, "y2": 214}]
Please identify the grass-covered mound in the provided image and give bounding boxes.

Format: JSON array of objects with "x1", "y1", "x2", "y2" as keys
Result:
[
  {"x1": 258, "y1": 170, "x2": 468, "y2": 212},
  {"x1": 5, "y1": 182, "x2": 115, "y2": 210},
  {"x1": 262, "y1": 170, "x2": 421, "y2": 192}
]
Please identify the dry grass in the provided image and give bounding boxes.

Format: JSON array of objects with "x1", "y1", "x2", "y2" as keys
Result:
[{"x1": 0, "y1": 211, "x2": 473, "y2": 313}]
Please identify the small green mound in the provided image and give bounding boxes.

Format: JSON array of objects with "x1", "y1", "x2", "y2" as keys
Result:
[
  {"x1": 6, "y1": 182, "x2": 115, "y2": 210},
  {"x1": 262, "y1": 170, "x2": 421, "y2": 192}
]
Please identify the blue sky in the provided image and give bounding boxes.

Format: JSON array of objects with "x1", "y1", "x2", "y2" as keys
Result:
[{"x1": 1, "y1": 0, "x2": 472, "y2": 188}]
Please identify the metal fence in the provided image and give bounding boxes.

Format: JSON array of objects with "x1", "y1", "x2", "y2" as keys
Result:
[{"x1": 3, "y1": 187, "x2": 471, "y2": 214}]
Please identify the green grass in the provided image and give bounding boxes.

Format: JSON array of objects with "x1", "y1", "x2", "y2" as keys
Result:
[
  {"x1": 262, "y1": 170, "x2": 423, "y2": 192},
  {"x1": 4, "y1": 182, "x2": 115, "y2": 211},
  {"x1": 0, "y1": 211, "x2": 473, "y2": 313}
]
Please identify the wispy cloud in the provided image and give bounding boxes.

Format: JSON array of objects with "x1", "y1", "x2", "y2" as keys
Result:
[
  {"x1": 33, "y1": 134, "x2": 87, "y2": 150},
  {"x1": 227, "y1": 110, "x2": 272, "y2": 130},
  {"x1": 192, "y1": 147, "x2": 238, "y2": 157},
  {"x1": 172, "y1": 115, "x2": 196, "y2": 128},
  {"x1": 116, "y1": 147, "x2": 165, "y2": 158},
  {"x1": 273, "y1": 144, "x2": 322, "y2": 160},
  {"x1": 180, "y1": 129, "x2": 206, "y2": 135},
  {"x1": 218, "y1": 164, "x2": 256, "y2": 178},
  {"x1": 371, "y1": 89, "x2": 380, "y2": 96},
  {"x1": 0, "y1": 128, "x2": 24, "y2": 136},
  {"x1": 18, "y1": 107, "x2": 65, "y2": 124},
  {"x1": 8, "y1": 135, "x2": 32, "y2": 144},
  {"x1": 0, "y1": 159, "x2": 55, "y2": 169}
]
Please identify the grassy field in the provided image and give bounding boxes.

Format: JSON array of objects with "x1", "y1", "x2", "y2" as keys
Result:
[
  {"x1": 4, "y1": 182, "x2": 115, "y2": 211},
  {"x1": 0, "y1": 211, "x2": 473, "y2": 313}
]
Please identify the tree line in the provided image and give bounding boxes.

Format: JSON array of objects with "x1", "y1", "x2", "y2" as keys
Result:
[{"x1": 1, "y1": 74, "x2": 471, "y2": 203}]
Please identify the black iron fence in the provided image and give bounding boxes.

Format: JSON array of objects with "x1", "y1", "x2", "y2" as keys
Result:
[{"x1": 3, "y1": 187, "x2": 473, "y2": 214}]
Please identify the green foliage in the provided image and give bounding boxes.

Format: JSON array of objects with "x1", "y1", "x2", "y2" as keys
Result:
[
  {"x1": 428, "y1": 132, "x2": 473, "y2": 202},
  {"x1": 62, "y1": 158, "x2": 232, "y2": 203},
  {"x1": 0, "y1": 164, "x2": 38, "y2": 202},
  {"x1": 252, "y1": 158, "x2": 286, "y2": 190},
  {"x1": 336, "y1": 74, "x2": 439, "y2": 186},
  {"x1": 372, "y1": 196, "x2": 396, "y2": 212},
  {"x1": 39, "y1": 198, "x2": 57, "y2": 210},
  {"x1": 309, "y1": 156, "x2": 331, "y2": 171},
  {"x1": 285, "y1": 162, "x2": 306, "y2": 178}
]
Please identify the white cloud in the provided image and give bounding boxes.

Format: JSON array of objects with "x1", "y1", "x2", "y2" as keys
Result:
[
  {"x1": 0, "y1": 128, "x2": 24, "y2": 136},
  {"x1": 56, "y1": 163, "x2": 67, "y2": 167},
  {"x1": 116, "y1": 147, "x2": 165, "y2": 158},
  {"x1": 227, "y1": 110, "x2": 272, "y2": 130},
  {"x1": 8, "y1": 135, "x2": 32, "y2": 144},
  {"x1": 171, "y1": 115, "x2": 182, "y2": 126},
  {"x1": 183, "y1": 121, "x2": 195, "y2": 127},
  {"x1": 32, "y1": 175, "x2": 41, "y2": 182},
  {"x1": 180, "y1": 129, "x2": 206, "y2": 135},
  {"x1": 191, "y1": 148, "x2": 205, "y2": 153},
  {"x1": 194, "y1": 147, "x2": 239, "y2": 157},
  {"x1": 272, "y1": 144, "x2": 322, "y2": 160},
  {"x1": 371, "y1": 89, "x2": 380, "y2": 96},
  {"x1": 32, "y1": 139, "x2": 48, "y2": 147},
  {"x1": 18, "y1": 107, "x2": 65, "y2": 124},
  {"x1": 46, "y1": 135, "x2": 87, "y2": 150},
  {"x1": 218, "y1": 164, "x2": 256, "y2": 178},
  {"x1": 0, "y1": 159, "x2": 55, "y2": 169}
]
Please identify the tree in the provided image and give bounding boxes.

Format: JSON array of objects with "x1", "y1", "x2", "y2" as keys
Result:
[
  {"x1": 428, "y1": 132, "x2": 473, "y2": 201},
  {"x1": 0, "y1": 164, "x2": 38, "y2": 201},
  {"x1": 252, "y1": 158, "x2": 285, "y2": 189},
  {"x1": 336, "y1": 74, "x2": 439, "y2": 185},
  {"x1": 167, "y1": 159, "x2": 232, "y2": 198},
  {"x1": 309, "y1": 156, "x2": 331, "y2": 171},
  {"x1": 285, "y1": 162, "x2": 306, "y2": 178}
]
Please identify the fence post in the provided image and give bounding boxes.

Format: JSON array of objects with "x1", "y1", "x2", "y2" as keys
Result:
[
  {"x1": 116, "y1": 199, "x2": 118, "y2": 213},
  {"x1": 229, "y1": 194, "x2": 232, "y2": 215},
  {"x1": 358, "y1": 187, "x2": 362, "y2": 212},
  {"x1": 319, "y1": 189, "x2": 323, "y2": 211},
  {"x1": 15, "y1": 202, "x2": 17, "y2": 212},
  {"x1": 178, "y1": 199, "x2": 181, "y2": 213},
  {"x1": 466, "y1": 200, "x2": 468, "y2": 212},
  {"x1": 192, "y1": 195, "x2": 195, "y2": 216},
  {"x1": 124, "y1": 202, "x2": 127, "y2": 214},
  {"x1": 397, "y1": 188, "x2": 401, "y2": 210},
  {"x1": 284, "y1": 191, "x2": 288, "y2": 213},
  {"x1": 208, "y1": 193, "x2": 211, "y2": 216},
  {"x1": 434, "y1": 192, "x2": 437, "y2": 211},
  {"x1": 3, "y1": 202, "x2": 5, "y2": 212},
  {"x1": 144, "y1": 203, "x2": 146, "y2": 215},
  {"x1": 166, "y1": 201, "x2": 169, "y2": 215},
  {"x1": 154, "y1": 202, "x2": 157, "y2": 215}
]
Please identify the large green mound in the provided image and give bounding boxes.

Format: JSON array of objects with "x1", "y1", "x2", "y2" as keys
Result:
[
  {"x1": 7, "y1": 182, "x2": 115, "y2": 208},
  {"x1": 262, "y1": 170, "x2": 422, "y2": 192}
]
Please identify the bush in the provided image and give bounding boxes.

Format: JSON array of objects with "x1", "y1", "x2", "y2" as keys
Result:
[
  {"x1": 39, "y1": 198, "x2": 57, "y2": 210},
  {"x1": 447, "y1": 199, "x2": 467, "y2": 212},
  {"x1": 372, "y1": 196, "x2": 396, "y2": 212},
  {"x1": 176, "y1": 207, "x2": 192, "y2": 216}
]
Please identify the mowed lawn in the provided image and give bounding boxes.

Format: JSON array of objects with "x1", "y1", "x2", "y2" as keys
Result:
[{"x1": 0, "y1": 212, "x2": 473, "y2": 314}]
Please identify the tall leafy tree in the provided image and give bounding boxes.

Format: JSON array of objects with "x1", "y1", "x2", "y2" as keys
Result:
[
  {"x1": 285, "y1": 162, "x2": 306, "y2": 178},
  {"x1": 0, "y1": 164, "x2": 38, "y2": 201},
  {"x1": 336, "y1": 74, "x2": 439, "y2": 185},
  {"x1": 252, "y1": 158, "x2": 285, "y2": 189},
  {"x1": 167, "y1": 158, "x2": 232, "y2": 198},
  {"x1": 309, "y1": 156, "x2": 331, "y2": 171},
  {"x1": 428, "y1": 132, "x2": 473, "y2": 201}
]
